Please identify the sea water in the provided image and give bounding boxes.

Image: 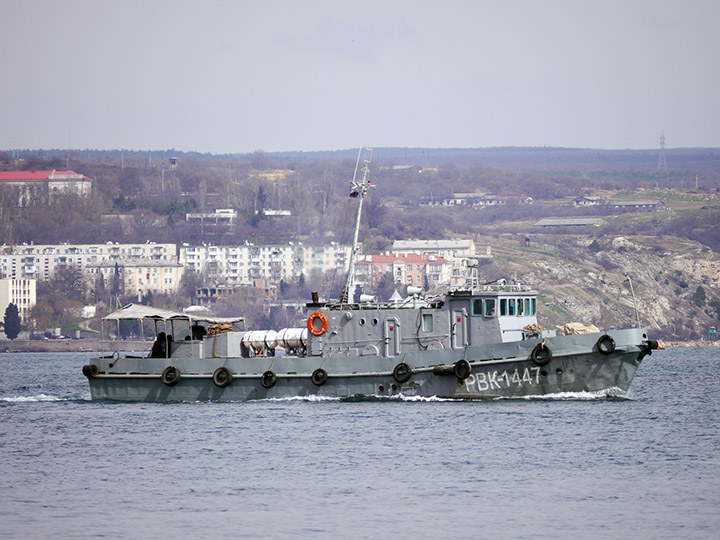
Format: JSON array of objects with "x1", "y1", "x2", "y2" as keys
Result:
[{"x1": 0, "y1": 348, "x2": 718, "y2": 539}]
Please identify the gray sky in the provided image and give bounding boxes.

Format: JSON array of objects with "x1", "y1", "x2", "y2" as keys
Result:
[{"x1": 1, "y1": 0, "x2": 718, "y2": 153}]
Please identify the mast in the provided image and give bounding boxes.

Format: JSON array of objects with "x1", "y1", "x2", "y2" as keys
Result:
[{"x1": 339, "y1": 148, "x2": 373, "y2": 304}]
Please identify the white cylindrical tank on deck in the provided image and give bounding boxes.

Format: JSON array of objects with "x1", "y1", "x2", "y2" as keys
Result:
[
  {"x1": 276, "y1": 327, "x2": 308, "y2": 349},
  {"x1": 263, "y1": 330, "x2": 279, "y2": 349}
]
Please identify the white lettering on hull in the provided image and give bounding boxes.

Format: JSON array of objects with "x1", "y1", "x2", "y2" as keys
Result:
[{"x1": 463, "y1": 367, "x2": 541, "y2": 393}]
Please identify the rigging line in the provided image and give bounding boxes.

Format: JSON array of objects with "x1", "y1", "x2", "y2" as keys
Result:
[{"x1": 328, "y1": 194, "x2": 355, "y2": 301}]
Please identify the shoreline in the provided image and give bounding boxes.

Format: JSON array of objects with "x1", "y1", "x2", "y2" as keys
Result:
[{"x1": 0, "y1": 339, "x2": 148, "y2": 353}]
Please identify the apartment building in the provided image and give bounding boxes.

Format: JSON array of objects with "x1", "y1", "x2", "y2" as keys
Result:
[
  {"x1": 354, "y1": 253, "x2": 451, "y2": 291},
  {"x1": 180, "y1": 242, "x2": 350, "y2": 286},
  {"x1": 87, "y1": 260, "x2": 184, "y2": 296},
  {"x1": 0, "y1": 243, "x2": 177, "y2": 282},
  {"x1": 0, "y1": 278, "x2": 37, "y2": 323}
]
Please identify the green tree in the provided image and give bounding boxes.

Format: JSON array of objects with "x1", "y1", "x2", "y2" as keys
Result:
[
  {"x1": 693, "y1": 286, "x2": 706, "y2": 307},
  {"x1": 3, "y1": 303, "x2": 21, "y2": 340}
]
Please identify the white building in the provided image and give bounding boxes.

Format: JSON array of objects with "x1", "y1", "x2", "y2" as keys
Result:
[
  {"x1": 180, "y1": 243, "x2": 350, "y2": 286},
  {"x1": 0, "y1": 278, "x2": 37, "y2": 323},
  {"x1": 0, "y1": 242, "x2": 177, "y2": 283},
  {"x1": 87, "y1": 260, "x2": 184, "y2": 296},
  {"x1": 0, "y1": 170, "x2": 92, "y2": 206}
]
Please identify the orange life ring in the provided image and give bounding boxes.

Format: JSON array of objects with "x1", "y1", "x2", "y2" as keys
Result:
[{"x1": 308, "y1": 311, "x2": 328, "y2": 336}]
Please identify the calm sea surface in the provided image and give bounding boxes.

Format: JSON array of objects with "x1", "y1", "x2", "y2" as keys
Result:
[{"x1": 0, "y1": 348, "x2": 718, "y2": 539}]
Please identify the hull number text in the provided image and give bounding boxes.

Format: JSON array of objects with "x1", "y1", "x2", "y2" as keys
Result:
[{"x1": 464, "y1": 367, "x2": 541, "y2": 393}]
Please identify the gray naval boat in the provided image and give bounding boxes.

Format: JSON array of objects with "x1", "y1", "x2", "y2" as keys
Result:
[{"x1": 82, "y1": 149, "x2": 658, "y2": 402}]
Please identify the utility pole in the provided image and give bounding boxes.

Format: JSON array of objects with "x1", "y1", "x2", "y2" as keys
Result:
[{"x1": 657, "y1": 129, "x2": 667, "y2": 172}]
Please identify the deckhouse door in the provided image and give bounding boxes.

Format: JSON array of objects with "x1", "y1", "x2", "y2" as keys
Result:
[
  {"x1": 452, "y1": 310, "x2": 467, "y2": 349},
  {"x1": 384, "y1": 317, "x2": 400, "y2": 357}
]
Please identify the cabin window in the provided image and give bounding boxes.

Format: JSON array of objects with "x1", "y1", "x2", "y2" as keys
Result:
[
  {"x1": 508, "y1": 298, "x2": 516, "y2": 316},
  {"x1": 484, "y1": 299, "x2": 496, "y2": 317},
  {"x1": 472, "y1": 299, "x2": 483, "y2": 316},
  {"x1": 422, "y1": 313, "x2": 433, "y2": 332},
  {"x1": 500, "y1": 299, "x2": 508, "y2": 316},
  {"x1": 525, "y1": 298, "x2": 531, "y2": 316},
  {"x1": 531, "y1": 298, "x2": 537, "y2": 315},
  {"x1": 517, "y1": 298, "x2": 524, "y2": 316}
]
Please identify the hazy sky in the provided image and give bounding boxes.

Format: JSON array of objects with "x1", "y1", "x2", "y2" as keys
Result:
[{"x1": 2, "y1": 0, "x2": 718, "y2": 153}]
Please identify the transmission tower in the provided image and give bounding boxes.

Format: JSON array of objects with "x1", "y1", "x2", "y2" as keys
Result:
[{"x1": 657, "y1": 129, "x2": 667, "y2": 172}]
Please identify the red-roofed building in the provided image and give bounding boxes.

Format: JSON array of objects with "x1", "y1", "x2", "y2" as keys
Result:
[
  {"x1": 0, "y1": 169, "x2": 92, "y2": 205},
  {"x1": 355, "y1": 253, "x2": 451, "y2": 292}
]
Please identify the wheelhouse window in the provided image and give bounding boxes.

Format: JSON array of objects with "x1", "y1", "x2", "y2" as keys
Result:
[
  {"x1": 517, "y1": 298, "x2": 524, "y2": 316},
  {"x1": 500, "y1": 299, "x2": 508, "y2": 316},
  {"x1": 472, "y1": 299, "x2": 483, "y2": 316},
  {"x1": 422, "y1": 313, "x2": 433, "y2": 332},
  {"x1": 508, "y1": 298, "x2": 516, "y2": 316},
  {"x1": 484, "y1": 299, "x2": 496, "y2": 317}
]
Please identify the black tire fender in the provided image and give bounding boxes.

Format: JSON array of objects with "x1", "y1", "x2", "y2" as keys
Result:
[
  {"x1": 531, "y1": 343, "x2": 552, "y2": 366},
  {"x1": 596, "y1": 335, "x2": 616, "y2": 355},
  {"x1": 453, "y1": 359, "x2": 472, "y2": 380},
  {"x1": 261, "y1": 370, "x2": 277, "y2": 389},
  {"x1": 161, "y1": 366, "x2": 181, "y2": 386},
  {"x1": 82, "y1": 364, "x2": 98, "y2": 378},
  {"x1": 212, "y1": 366, "x2": 233, "y2": 388},
  {"x1": 311, "y1": 368, "x2": 328, "y2": 386},
  {"x1": 392, "y1": 362, "x2": 412, "y2": 384}
]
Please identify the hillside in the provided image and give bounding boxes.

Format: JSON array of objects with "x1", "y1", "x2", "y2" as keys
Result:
[{"x1": 480, "y1": 233, "x2": 719, "y2": 341}]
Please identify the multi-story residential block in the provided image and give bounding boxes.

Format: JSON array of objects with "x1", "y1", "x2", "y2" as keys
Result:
[
  {"x1": 0, "y1": 278, "x2": 37, "y2": 323},
  {"x1": 0, "y1": 243, "x2": 177, "y2": 283},
  {"x1": 180, "y1": 242, "x2": 350, "y2": 286},
  {"x1": 87, "y1": 260, "x2": 184, "y2": 296},
  {"x1": 354, "y1": 253, "x2": 451, "y2": 292},
  {"x1": 390, "y1": 239, "x2": 485, "y2": 287}
]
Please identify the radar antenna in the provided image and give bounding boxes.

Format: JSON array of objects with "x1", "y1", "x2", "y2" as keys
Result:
[{"x1": 339, "y1": 147, "x2": 373, "y2": 304}]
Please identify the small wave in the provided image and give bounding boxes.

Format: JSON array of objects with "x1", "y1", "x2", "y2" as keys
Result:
[
  {"x1": 498, "y1": 387, "x2": 629, "y2": 401},
  {"x1": 263, "y1": 395, "x2": 342, "y2": 403},
  {"x1": 1, "y1": 394, "x2": 64, "y2": 402}
]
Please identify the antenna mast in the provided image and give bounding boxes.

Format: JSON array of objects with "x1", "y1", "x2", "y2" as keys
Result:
[{"x1": 339, "y1": 147, "x2": 373, "y2": 304}]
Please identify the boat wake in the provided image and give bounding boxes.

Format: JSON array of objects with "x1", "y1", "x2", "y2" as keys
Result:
[
  {"x1": 1, "y1": 393, "x2": 64, "y2": 402},
  {"x1": 1, "y1": 393, "x2": 91, "y2": 403},
  {"x1": 498, "y1": 387, "x2": 630, "y2": 401}
]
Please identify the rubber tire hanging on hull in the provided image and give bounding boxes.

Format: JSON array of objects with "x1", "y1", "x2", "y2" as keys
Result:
[
  {"x1": 596, "y1": 335, "x2": 616, "y2": 355},
  {"x1": 161, "y1": 366, "x2": 181, "y2": 386},
  {"x1": 82, "y1": 364, "x2": 98, "y2": 378},
  {"x1": 531, "y1": 343, "x2": 552, "y2": 366},
  {"x1": 261, "y1": 370, "x2": 277, "y2": 389},
  {"x1": 311, "y1": 368, "x2": 328, "y2": 386},
  {"x1": 453, "y1": 359, "x2": 472, "y2": 380},
  {"x1": 212, "y1": 366, "x2": 233, "y2": 388},
  {"x1": 392, "y1": 362, "x2": 412, "y2": 384}
]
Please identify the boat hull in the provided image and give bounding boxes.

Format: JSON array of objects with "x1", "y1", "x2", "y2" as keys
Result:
[{"x1": 85, "y1": 328, "x2": 650, "y2": 402}]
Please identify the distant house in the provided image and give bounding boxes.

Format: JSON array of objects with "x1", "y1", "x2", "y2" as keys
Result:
[
  {"x1": 186, "y1": 208, "x2": 238, "y2": 226},
  {"x1": 573, "y1": 196, "x2": 605, "y2": 207},
  {"x1": 0, "y1": 169, "x2": 92, "y2": 206},
  {"x1": 534, "y1": 217, "x2": 608, "y2": 228},
  {"x1": 609, "y1": 199, "x2": 665, "y2": 212}
]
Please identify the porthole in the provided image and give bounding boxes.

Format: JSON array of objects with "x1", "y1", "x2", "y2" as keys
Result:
[
  {"x1": 372, "y1": 318, "x2": 379, "y2": 325},
  {"x1": 359, "y1": 318, "x2": 366, "y2": 325}
]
